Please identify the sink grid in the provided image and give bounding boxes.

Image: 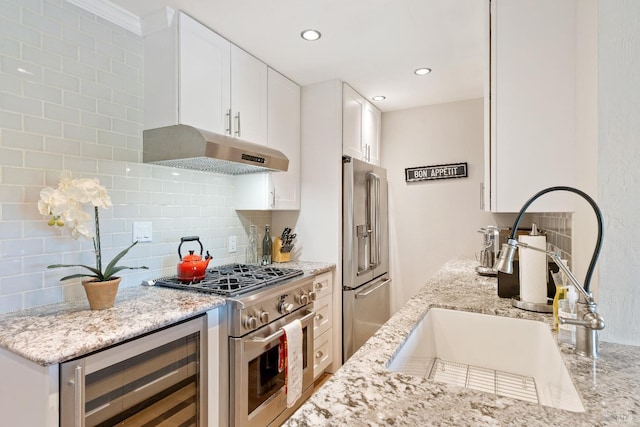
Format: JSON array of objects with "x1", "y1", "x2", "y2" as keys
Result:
[{"x1": 401, "y1": 357, "x2": 539, "y2": 405}]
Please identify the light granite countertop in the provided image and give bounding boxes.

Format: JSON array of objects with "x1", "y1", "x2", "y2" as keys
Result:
[
  {"x1": 284, "y1": 258, "x2": 640, "y2": 426},
  {"x1": 0, "y1": 261, "x2": 335, "y2": 367}
]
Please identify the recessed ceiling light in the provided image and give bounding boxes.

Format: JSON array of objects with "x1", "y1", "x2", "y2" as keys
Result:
[
  {"x1": 372, "y1": 96, "x2": 386, "y2": 101},
  {"x1": 301, "y1": 29, "x2": 321, "y2": 41},
  {"x1": 414, "y1": 67, "x2": 432, "y2": 76}
]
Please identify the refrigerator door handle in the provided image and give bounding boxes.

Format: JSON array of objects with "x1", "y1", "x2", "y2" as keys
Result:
[
  {"x1": 367, "y1": 172, "x2": 381, "y2": 268},
  {"x1": 355, "y1": 278, "x2": 391, "y2": 299}
]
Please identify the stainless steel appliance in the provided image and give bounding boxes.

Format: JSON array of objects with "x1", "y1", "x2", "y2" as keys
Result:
[
  {"x1": 342, "y1": 156, "x2": 391, "y2": 362},
  {"x1": 151, "y1": 264, "x2": 314, "y2": 427},
  {"x1": 60, "y1": 315, "x2": 206, "y2": 427},
  {"x1": 143, "y1": 124, "x2": 289, "y2": 174},
  {"x1": 476, "y1": 226, "x2": 502, "y2": 276}
]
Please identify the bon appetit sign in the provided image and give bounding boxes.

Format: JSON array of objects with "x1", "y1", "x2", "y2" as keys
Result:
[{"x1": 405, "y1": 162, "x2": 468, "y2": 182}]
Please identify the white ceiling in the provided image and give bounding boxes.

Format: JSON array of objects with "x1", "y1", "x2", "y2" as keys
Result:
[{"x1": 109, "y1": 0, "x2": 486, "y2": 112}]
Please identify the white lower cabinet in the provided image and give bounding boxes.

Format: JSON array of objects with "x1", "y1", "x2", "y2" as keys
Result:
[{"x1": 312, "y1": 271, "x2": 334, "y2": 379}]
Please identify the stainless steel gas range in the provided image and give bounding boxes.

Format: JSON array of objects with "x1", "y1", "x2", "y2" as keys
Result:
[{"x1": 150, "y1": 264, "x2": 316, "y2": 427}]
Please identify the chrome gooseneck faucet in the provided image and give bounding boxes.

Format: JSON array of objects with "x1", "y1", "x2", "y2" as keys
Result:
[{"x1": 494, "y1": 186, "x2": 605, "y2": 358}]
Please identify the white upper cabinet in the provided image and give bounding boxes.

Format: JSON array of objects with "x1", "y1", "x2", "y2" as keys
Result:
[
  {"x1": 363, "y1": 101, "x2": 381, "y2": 166},
  {"x1": 234, "y1": 69, "x2": 301, "y2": 210},
  {"x1": 230, "y1": 45, "x2": 268, "y2": 145},
  {"x1": 342, "y1": 83, "x2": 381, "y2": 165},
  {"x1": 177, "y1": 13, "x2": 231, "y2": 135},
  {"x1": 342, "y1": 83, "x2": 365, "y2": 160},
  {"x1": 484, "y1": 0, "x2": 575, "y2": 212},
  {"x1": 145, "y1": 12, "x2": 268, "y2": 146}
]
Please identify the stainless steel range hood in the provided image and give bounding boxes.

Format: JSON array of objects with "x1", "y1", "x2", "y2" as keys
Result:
[{"x1": 143, "y1": 125, "x2": 289, "y2": 175}]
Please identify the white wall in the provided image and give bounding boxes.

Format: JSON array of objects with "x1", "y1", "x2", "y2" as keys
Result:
[
  {"x1": 0, "y1": 0, "x2": 262, "y2": 314},
  {"x1": 381, "y1": 98, "x2": 514, "y2": 312},
  {"x1": 597, "y1": 0, "x2": 640, "y2": 345}
]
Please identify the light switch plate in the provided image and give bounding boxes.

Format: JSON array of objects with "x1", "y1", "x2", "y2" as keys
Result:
[
  {"x1": 132, "y1": 222, "x2": 152, "y2": 243},
  {"x1": 228, "y1": 235, "x2": 237, "y2": 253}
]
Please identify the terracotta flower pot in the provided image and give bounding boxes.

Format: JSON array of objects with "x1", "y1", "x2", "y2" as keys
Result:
[{"x1": 82, "y1": 277, "x2": 121, "y2": 310}]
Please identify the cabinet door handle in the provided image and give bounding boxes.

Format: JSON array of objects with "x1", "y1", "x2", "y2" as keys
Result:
[
  {"x1": 316, "y1": 350, "x2": 324, "y2": 359},
  {"x1": 225, "y1": 109, "x2": 232, "y2": 135},
  {"x1": 315, "y1": 314, "x2": 323, "y2": 321},
  {"x1": 271, "y1": 188, "x2": 276, "y2": 208},
  {"x1": 315, "y1": 283, "x2": 323, "y2": 290},
  {"x1": 234, "y1": 112, "x2": 241, "y2": 137}
]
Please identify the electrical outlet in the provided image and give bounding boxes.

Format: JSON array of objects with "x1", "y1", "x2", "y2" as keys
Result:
[
  {"x1": 228, "y1": 235, "x2": 237, "y2": 253},
  {"x1": 132, "y1": 222, "x2": 152, "y2": 243}
]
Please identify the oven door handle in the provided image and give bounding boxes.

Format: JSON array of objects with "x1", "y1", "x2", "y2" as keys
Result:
[{"x1": 249, "y1": 310, "x2": 315, "y2": 344}]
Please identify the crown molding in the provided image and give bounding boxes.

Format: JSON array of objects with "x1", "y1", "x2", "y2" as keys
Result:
[{"x1": 66, "y1": 0, "x2": 142, "y2": 35}]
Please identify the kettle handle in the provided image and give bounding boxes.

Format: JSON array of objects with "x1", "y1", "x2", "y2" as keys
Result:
[{"x1": 178, "y1": 236, "x2": 203, "y2": 260}]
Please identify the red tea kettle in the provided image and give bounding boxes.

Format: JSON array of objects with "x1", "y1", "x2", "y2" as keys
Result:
[{"x1": 177, "y1": 236, "x2": 211, "y2": 282}]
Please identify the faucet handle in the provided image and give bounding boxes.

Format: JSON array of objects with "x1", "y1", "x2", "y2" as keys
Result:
[{"x1": 559, "y1": 302, "x2": 605, "y2": 330}]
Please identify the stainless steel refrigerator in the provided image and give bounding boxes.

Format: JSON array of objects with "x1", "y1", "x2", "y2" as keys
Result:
[{"x1": 342, "y1": 156, "x2": 391, "y2": 362}]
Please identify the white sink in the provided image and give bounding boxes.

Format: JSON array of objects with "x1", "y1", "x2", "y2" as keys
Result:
[{"x1": 387, "y1": 308, "x2": 584, "y2": 412}]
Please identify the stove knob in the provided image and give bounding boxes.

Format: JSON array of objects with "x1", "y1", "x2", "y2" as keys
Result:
[
  {"x1": 244, "y1": 315, "x2": 258, "y2": 330},
  {"x1": 259, "y1": 311, "x2": 269, "y2": 324},
  {"x1": 297, "y1": 294, "x2": 310, "y2": 305},
  {"x1": 308, "y1": 291, "x2": 317, "y2": 301},
  {"x1": 278, "y1": 300, "x2": 294, "y2": 314}
]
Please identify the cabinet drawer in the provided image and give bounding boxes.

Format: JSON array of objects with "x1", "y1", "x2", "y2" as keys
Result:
[
  {"x1": 313, "y1": 294, "x2": 332, "y2": 337},
  {"x1": 313, "y1": 272, "x2": 333, "y2": 300},
  {"x1": 313, "y1": 329, "x2": 333, "y2": 379}
]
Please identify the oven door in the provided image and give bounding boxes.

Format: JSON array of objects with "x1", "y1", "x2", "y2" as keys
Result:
[{"x1": 230, "y1": 308, "x2": 315, "y2": 427}]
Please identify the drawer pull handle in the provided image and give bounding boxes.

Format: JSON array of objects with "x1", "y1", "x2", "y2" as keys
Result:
[
  {"x1": 316, "y1": 351, "x2": 324, "y2": 359},
  {"x1": 315, "y1": 283, "x2": 323, "y2": 289},
  {"x1": 315, "y1": 314, "x2": 323, "y2": 321}
]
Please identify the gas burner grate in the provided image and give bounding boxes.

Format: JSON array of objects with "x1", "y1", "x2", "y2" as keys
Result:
[{"x1": 151, "y1": 264, "x2": 304, "y2": 296}]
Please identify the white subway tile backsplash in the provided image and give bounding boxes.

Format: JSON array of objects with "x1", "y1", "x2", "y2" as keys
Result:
[
  {"x1": 0, "y1": 258, "x2": 21, "y2": 276},
  {"x1": 43, "y1": 1, "x2": 78, "y2": 27},
  {"x1": 63, "y1": 27, "x2": 94, "y2": 50},
  {"x1": 2, "y1": 167, "x2": 43, "y2": 186},
  {"x1": 23, "y1": 44, "x2": 63, "y2": 71},
  {"x1": 0, "y1": 185, "x2": 23, "y2": 203},
  {"x1": 97, "y1": 100, "x2": 126, "y2": 119},
  {"x1": 96, "y1": 39, "x2": 124, "y2": 62},
  {"x1": 0, "y1": 0, "x2": 260, "y2": 314},
  {"x1": 2, "y1": 129, "x2": 44, "y2": 150},
  {"x1": 63, "y1": 123, "x2": 96, "y2": 141},
  {"x1": 63, "y1": 57, "x2": 96, "y2": 82},
  {"x1": 22, "y1": 9, "x2": 61, "y2": 36},
  {"x1": 1, "y1": 237, "x2": 44, "y2": 258},
  {"x1": 62, "y1": 155, "x2": 97, "y2": 172},
  {"x1": 44, "y1": 102, "x2": 80, "y2": 123},
  {"x1": 43, "y1": 36, "x2": 78, "y2": 60},
  {"x1": 112, "y1": 147, "x2": 139, "y2": 162},
  {"x1": 96, "y1": 69, "x2": 126, "y2": 91},
  {"x1": 80, "y1": 80, "x2": 111, "y2": 101},
  {"x1": 23, "y1": 286, "x2": 63, "y2": 309},
  {"x1": 79, "y1": 46, "x2": 110, "y2": 70},
  {"x1": 0, "y1": 15, "x2": 41, "y2": 46},
  {"x1": 24, "y1": 81, "x2": 63, "y2": 104},
  {"x1": 25, "y1": 151, "x2": 63, "y2": 170},
  {"x1": 0, "y1": 293, "x2": 23, "y2": 314},
  {"x1": 24, "y1": 115, "x2": 62, "y2": 136},
  {"x1": 44, "y1": 68, "x2": 80, "y2": 91},
  {"x1": 64, "y1": 91, "x2": 96, "y2": 112},
  {"x1": 97, "y1": 129, "x2": 126, "y2": 147},
  {"x1": 0, "y1": 110, "x2": 22, "y2": 129},
  {"x1": 0, "y1": 0, "x2": 20, "y2": 20},
  {"x1": 81, "y1": 111, "x2": 110, "y2": 130},
  {"x1": 1, "y1": 92, "x2": 43, "y2": 116},
  {"x1": 1, "y1": 272, "x2": 44, "y2": 294},
  {"x1": 44, "y1": 136, "x2": 81, "y2": 155},
  {"x1": 0, "y1": 34, "x2": 20, "y2": 57},
  {"x1": 81, "y1": 141, "x2": 112, "y2": 159}
]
